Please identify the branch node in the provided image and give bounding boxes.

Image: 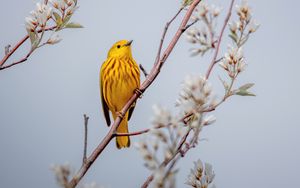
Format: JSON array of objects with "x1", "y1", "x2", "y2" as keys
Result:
[{"x1": 5, "y1": 45, "x2": 11, "y2": 55}]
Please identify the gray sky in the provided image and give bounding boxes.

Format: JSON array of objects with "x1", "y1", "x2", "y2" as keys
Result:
[{"x1": 0, "y1": 0, "x2": 299, "y2": 187}]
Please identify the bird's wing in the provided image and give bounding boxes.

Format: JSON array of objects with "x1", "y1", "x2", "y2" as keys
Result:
[
  {"x1": 128, "y1": 103, "x2": 136, "y2": 121},
  {"x1": 100, "y1": 75, "x2": 111, "y2": 126}
]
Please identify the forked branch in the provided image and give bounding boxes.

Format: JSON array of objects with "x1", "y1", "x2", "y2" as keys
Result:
[
  {"x1": 0, "y1": 26, "x2": 56, "y2": 70},
  {"x1": 141, "y1": 0, "x2": 235, "y2": 187},
  {"x1": 67, "y1": 1, "x2": 203, "y2": 187}
]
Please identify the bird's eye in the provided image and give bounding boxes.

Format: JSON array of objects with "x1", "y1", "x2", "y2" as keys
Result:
[{"x1": 117, "y1": 45, "x2": 121, "y2": 49}]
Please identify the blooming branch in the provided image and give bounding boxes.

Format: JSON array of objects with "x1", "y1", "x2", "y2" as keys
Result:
[
  {"x1": 0, "y1": 0, "x2": 82, "y2": 71},
  {"x1": 66, "y1": 1, "x2": 203, "y2": 187},
  {"x1": 139, "y1": 0, "x2": 259, "y2": 187},
  {"x1": 205, "y1": 0, "x2": 235, "y2": 79}
]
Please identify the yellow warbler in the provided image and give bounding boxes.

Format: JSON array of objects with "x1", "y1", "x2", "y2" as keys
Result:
[{"x1": 100, "y1": 40, "x2": 140, "y2": 149}]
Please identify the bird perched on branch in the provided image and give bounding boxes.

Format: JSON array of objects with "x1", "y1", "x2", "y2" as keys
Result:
[{"x1": 100, "y1": 40, "x2": 140, "y2": 149}]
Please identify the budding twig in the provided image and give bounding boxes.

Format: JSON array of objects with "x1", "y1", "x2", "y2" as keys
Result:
[
  {"x1": 141, "y1": 1, "x2": 237, "y2": 187},
  {"x1": 82, "y1": 114, "x2": 89, "y2": 165},
  {"x1": 5, "y1": 45, "x2": 11, "y2": 55},
  {"x1": 141, "y1": 128, "x2": 193, "y2": 188},
  {"x1": 0, "y1": 26, "x2": 57, "y2": 70},
  {"x1": 182, "y1": 18, "x2": 199, "y2": 32},
  {"x1": 155, "y1": 7, "x2": 184, "y2": 66},
  {"x1": 205, "y1": 0, "x2": 235, "y2": 79}
]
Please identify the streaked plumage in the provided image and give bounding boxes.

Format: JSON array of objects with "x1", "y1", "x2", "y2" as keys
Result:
[{"x1": 100, "y1": 40, "x2": 140, "y2": 149}]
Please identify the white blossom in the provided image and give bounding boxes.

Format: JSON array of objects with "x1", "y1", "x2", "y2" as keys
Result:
[
  {"x1": 50, "y1": 163, "x2": 72, "y2": 187},
  {"x1": 134, "y1": 140, "x2": 158, "y2": 170},
  {"x1": 25, "y1": 2, "x2": 52, "y2": 31},
  {"x1": 50, "y1": 0, "x2": 66, "y2": 11},
  {"x1": 211, "y1": 4, "x2": 222, "y2": 17},
  {"x1": 35, "y1": 2, "x2": 52, "y2": 27},
  {"x1": 82, "y1": 182, "x2": 104, "y2": 188},
  {"x1": 196, "y1": 2, "x2": 209, "y2": 17},
  {"x1": 186, "y1": 3, "x2": 221, "y2": 56},
  {"x1": 186, "y1": 159, "x2": 215, "y2": 188},
  {"x1": 220, "y1": 45, "x2": 246, "y2": 77},
  {"x1": 25, "y1": 16, "x2": 37, "y2": 32},
  {"x1": 152, "y1": 167, "x2": 165, "y2": 187},
  {"x1": 237, "y1": 60, "x2": 247, "y2": 73},
  {"x1": 176, "y1": 75, "x2": 213, "y2": 114},
  {"x1": 50, "y1": 0, "x2": 78, "y2": 15},
  {"x1": 203, "y1": 115, "x2": 216, "y2": 126},
  {"x1": 248, "y1": 20, "x2": 260, "y2": 33},
  {"x1": 47, "y1": 33, "x2": 62, "y2": 44},
  {"x1": 229, "y1": 21, "x2": 239, "y2": 34},
  {"x1": 236, "y1": 0, "x2": 251, "y2": 22},
  {"x1": 151, "y1": 104, "x2": 172, "y2": 127}
]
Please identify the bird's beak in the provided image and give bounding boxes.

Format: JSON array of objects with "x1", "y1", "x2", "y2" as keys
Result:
[{"x1": 125, "y1": 40, "x2": 133, "y2": 46}]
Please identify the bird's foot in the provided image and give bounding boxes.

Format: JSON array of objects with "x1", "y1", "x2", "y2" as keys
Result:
[
  {"x1": 134, "y1": 88, "x2": 143, "y2": 98},
  {"x1": 116, "y1": 111, "x2": 125, "y2": 119}
]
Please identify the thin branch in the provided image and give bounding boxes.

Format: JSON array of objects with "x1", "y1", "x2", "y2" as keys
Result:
[
  {"x1": 115, "y1": 127, "x2": 152, "y2": 137},
  {"x1": 115, "y1": 106, "x2": 212, "y2": 137},
  {"x1": 182, "y1": 18, "x2": 199, "y2": 32},
  {"x1": 139, "y1": 64, "x2": 148, "y2": 77},
  {"x1": 154, "y1": 7, "x2": 184, "y2": 66},
  {"x1": 67, "y1": 1, "x2": 202, "y2": 187},
  {"x1": 215, "y1": 57, "x2": 224, "y2": 64},
  {"x1": 0, "y1": 49, "x2": 34, "y2": 70},
  {"x1": 141, "y1": 1, "x2": 237, "y2": 187},
  {"x1": 82, "y1": 114, "x2": 89, "y2": 165},
  {"x1": 205, "y1": 0, "x2": 235, "y2": 79},
  {"x1": 0, "y1": 26, "x2": 56, "y2": 70}
]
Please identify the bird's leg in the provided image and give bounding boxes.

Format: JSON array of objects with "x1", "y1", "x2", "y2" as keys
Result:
[{"x1": 134, "y1": 88, "x2": 143, "y2": 98}]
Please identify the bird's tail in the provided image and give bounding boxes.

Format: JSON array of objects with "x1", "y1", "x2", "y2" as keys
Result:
[{"x1": 113, "y1": 112, "x2": 130, "y2": 149}]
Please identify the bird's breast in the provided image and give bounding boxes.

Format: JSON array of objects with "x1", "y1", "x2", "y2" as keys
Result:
[{"x1": 101, "y1": 57, "x2": 140, "y2": 111}]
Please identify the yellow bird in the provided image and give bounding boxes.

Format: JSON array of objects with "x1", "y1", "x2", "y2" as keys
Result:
[{"x1": 100, "y1": 40, "x2": 140, "y2": 149}]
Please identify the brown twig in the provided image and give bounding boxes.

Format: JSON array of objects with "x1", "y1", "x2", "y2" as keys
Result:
[
  {"x1": 115, "y1": 127, "x2": 153, "y2": 137},
  {"x1": 205, "y1": 0, "x2": 235, "y2": 79},
  {"x1": 161, "y1": 128, "x2": 199, "y2": 184},
  {"x1": 82, "y1": 114, "x2": 89, "y2": 165},
  {"x1": 139, "y1": 64, "x2": 148, "y2": 77},
  {"x1": 0, "y1": 26, "x2": 56, "y2": 70},
  {"x1": 154, "y1": 7, "x2": 184, "y2": 66},
  {"x1": 67, "y1": 1, "x2": 202, "y2": 187},
  {"x1": 183, "y1": 18, "x2": 199, "y2": 32},
  {"x1": 115, "y1": 104, "x2": 217, "y2": 138}
]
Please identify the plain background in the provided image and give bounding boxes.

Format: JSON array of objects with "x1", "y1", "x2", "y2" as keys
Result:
[{"x1": 0, "y1": 0, "x2": 299, "y2": 187}]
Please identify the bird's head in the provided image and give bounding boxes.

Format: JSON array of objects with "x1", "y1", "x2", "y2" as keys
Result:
[{"x1": 107, "y1": 40, "x2": 133, "y2": 58}]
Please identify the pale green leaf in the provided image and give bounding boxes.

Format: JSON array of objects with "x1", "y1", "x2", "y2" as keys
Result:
[
  {"x1": 64, "y1": 22, "x2": 83, "y2": 28},
  {"x1": 31, "y1": 36, "x2": 40, "y2": 50},
  {"x1": 53, "y1": 12, "x2": 62, "y2": 28},
  {"x1": 229, "y1": 33, "x2": 238, "y2": 43},
  {"x1": 219, "y1": 76, "x2": 229, "y2": 92},
  {"x1": 235, "y1": 90, "x2": 256, "y2": 96},
  {"x1": 239, "y1": 83, "x2": 255, "y2": 90},
  {"x1": 62, "y1": 15, "x2": 72, "y2": 26},
  {"x1": 239, "y1": 35, "x2": 249, "y2": 47},
  {"x1": 182, "y1": 0, "x2": 193, "y2": 7},
  {"x1": 27, "y1": 30, "x2": 37, "y2": 45}
]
